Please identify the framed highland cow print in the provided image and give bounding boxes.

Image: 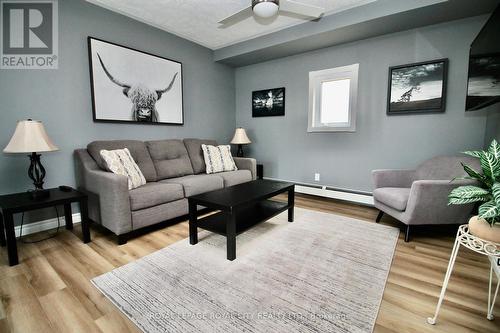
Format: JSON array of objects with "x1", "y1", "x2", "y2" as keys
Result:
[
  {"x1": 88, "y1": 37, "x2": 183, "y2": 125},
  {"x1": 387, "y1": 59, "x2": 448, "y2": 115}
]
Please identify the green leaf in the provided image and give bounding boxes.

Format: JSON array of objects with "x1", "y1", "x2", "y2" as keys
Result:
[
  {"x1": 461, "y1": 163, "x2": 482, "y2": 180},
  {"x1": 463, "y1": 150, "x2": 482, "y2": 159},
  {"x1": 450, "y1": 176, "x2": 476, "y2": 182},
  {"x1": 449, "y1": 185, "x2": 489, "y2": 198},
  {"x1": 480, "y1": 152, "x2": 500, "y2": 181},
  {"x1": 492, "y1": 183, "x2": 500, "y2": 205},
  {"x1": 489, "y1": 140, "x2": 500, "y2": 159},
  {"x1": 448, "y1": 196, "x2": 487, "y2": 205},
  {"x1": 478, "y1": 200, "x2": 499, "y2": 219},
  {"x1": 461, "y1": 163, "x2": 490, "y2": 187}
]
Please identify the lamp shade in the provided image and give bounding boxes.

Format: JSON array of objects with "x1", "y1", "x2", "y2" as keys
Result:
[
  {"x1": 230, "y1": 128, "x2": 251, "y2": 145},
  {"x1": 3, "y1": 120, "x2": 59, "y2": 153}
]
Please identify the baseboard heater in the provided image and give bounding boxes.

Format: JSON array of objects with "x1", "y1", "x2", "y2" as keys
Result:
[{"x1": 263, "y1": 177, "x2": 374, "y2": 206}]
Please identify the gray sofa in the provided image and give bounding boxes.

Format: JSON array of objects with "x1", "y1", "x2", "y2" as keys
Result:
[
  {"x1": 74, "y1": 138, "x2": 256, "y2": 244},
  {"x1": 372, "y1": 155, "x2": 480, "y2": 242}
]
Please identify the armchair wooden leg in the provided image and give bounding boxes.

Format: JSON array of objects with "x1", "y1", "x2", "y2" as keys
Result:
[
  {"x1": 376, "y1": 211, "x2": 384, "y2": 223},
  {"x1": 404, "y1": 225, "x2": 411, "y2": 242}
]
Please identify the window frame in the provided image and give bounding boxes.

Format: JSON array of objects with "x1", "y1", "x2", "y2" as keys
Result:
[{"x1": 308, "y1": 63, "x2": 359, "y2": 132}]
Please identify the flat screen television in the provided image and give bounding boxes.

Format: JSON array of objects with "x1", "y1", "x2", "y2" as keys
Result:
[{"x1": 466, "y1": 5, "x2": 500, "y2": 111}]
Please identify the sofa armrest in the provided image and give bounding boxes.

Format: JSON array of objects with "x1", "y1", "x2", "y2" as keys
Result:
[
  {"x1": 404, "y1": 179, "x2": 476, "y2": 224},
  {"x1": 234, "y1": 157, "x2": 257, "y2": 180},
  {"x1": 372, "y1": 169, "x2": 416, "y2": 189},
  {"x1": 74, "y1": 149, "x2": 132, "y2": 235}
]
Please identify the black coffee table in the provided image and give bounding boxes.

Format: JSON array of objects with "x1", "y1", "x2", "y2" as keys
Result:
[{"x1": 188, "y1": 180, "x2": 295, "y2": 261}]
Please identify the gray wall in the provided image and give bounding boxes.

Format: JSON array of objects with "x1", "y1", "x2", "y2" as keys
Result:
[
  {"x1": 0, "y1": 0, "x2": 235, "y2": 194},
  {"x1": 484, "y1": 106, "x2": 500, "y2": 146},
  {"x1": 0, "y1": 0, "x2": 235, "y2": 223},
  {"x1": 235, "y1": 16, "x2": 491, "y2": 193}
]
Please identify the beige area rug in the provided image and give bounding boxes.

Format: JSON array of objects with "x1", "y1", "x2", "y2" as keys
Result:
[{"x1": 92, "y1": 207, "x2": 399, "y2": 333}]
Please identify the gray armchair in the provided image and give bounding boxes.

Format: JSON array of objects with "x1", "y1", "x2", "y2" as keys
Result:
[{"x1": 372, "y1": 156, "x2": 480, "y2": 242}]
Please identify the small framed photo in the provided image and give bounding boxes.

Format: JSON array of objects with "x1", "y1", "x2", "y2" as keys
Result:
[
  {"x1": 387, "y1": 59, "x2": 448, "y2": 115},
  {"x1": 252, "y1": 87, "x2": 285, "y2": 117}
]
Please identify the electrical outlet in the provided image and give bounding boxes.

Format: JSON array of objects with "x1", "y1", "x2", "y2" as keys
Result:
[{"x1": 314, "y1": 173, "x2": 320, "y2": 182}]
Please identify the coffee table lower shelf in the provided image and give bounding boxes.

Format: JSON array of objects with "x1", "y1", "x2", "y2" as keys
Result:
[
  {"x1": 188, "y1": 180, "x2": 295, "y2": 261},
  {"x1": 196, "y1": 200, "x2": 289, "y2": 237}
]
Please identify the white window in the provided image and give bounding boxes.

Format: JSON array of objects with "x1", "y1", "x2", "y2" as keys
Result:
[{"x1": 308, "y1": 64, "x2": 359, "y2": 132}]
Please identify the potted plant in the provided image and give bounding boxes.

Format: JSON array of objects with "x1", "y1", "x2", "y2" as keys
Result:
[{"x1": 448, "y1": 139, "x2": 500, "y2": 242}]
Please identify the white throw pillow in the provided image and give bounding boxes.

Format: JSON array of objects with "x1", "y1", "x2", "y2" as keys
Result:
[
  {"x1": 201, "y1": 144, "x2": 238, "y2": 174},
  {"x1": 100, "y1": 148, "x2": 146, "y2": 190}
]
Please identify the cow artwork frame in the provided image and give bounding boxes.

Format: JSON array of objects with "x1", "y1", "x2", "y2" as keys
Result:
[{"x1": 88, "y1": 37, "x2": 184, "y2": 125}]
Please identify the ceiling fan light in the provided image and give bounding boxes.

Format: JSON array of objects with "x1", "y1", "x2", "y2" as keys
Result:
[{"x1": 253, "y1": 2, "x2": 279, "y2": 18}]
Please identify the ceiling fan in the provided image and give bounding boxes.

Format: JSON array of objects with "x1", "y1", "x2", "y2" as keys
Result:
[{"x1": 219, "y1": 0, "x2": 325, "y2": 26}]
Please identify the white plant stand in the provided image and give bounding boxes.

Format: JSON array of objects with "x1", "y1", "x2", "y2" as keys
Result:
[{"x1": 427, "y1": 224, "x2": 500, "y2": 325}]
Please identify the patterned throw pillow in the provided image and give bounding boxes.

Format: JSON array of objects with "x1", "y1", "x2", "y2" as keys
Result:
[
  {"x1": 100, "y1": 148, "x2": 146, "y2": 190},
  {"x1": 201, "y1": 144, "x2": 238, "y2": 174}
]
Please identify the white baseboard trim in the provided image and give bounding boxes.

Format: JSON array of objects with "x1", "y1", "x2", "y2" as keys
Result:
[
  {"x1": 264, "y1": 177, "x2": 374, "y2": 206},
  {"x1": 15, "y1": 213, "x2": 81, "y2": 237}
]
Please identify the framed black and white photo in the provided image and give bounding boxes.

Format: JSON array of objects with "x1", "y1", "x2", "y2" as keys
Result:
[
  {"x1": 252, "y1": 87, "x2": 285, "y2": 117},
  {"x1": 387, "y1": 59, "x2": 448, "y2": 115},
  {"x1": 88, "y1": 37, "x2": 183, "y2": 125}
]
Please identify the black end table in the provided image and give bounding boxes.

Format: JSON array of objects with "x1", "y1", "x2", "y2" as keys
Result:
[
  {"x1": 188, "y1": 180, "x2": 294, "y2": 261},
  {"x1": 257, "y1": 164, "x2": 264, "y2": 179},
  {"x1": 0, "y1": 187, "x2": 90, "y2": 266}
]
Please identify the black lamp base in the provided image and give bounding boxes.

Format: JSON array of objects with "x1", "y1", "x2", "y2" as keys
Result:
[
  {"x1": 28, "y1": 189, "x2": 50, "y2": 200},
  {"x1": 236, "y1": 144, "x2": 244, "y2": 157},
  {"x1": 27, "y1": 152, "x2": 48, "y2": 200}
]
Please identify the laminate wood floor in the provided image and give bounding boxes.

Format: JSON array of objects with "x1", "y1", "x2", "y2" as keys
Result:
[{"x1": 0, "y1": 194, "x2": 499, "y2": 332}]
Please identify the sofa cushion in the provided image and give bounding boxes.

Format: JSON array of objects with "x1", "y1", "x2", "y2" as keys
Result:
[
  {"x1": 129, "y1": 182, "x2": 184, "y2": 211},
  {"x1": 162, "y1": 174, "x2": 223, "y2": 197},
  {"x1": 132, "y1": 199, "x2": 188, "y2": 230},
  {"x1": 146, "y1": 139, "x2": 194, "y2": 180},
  {"x1": 218, "y1": 170, "x2": 252, "y2": 187},
  {"x1": 88, "y1": 140, "x2": 157, "y2": 182},
  {"x1": 202, "y1": 144, "x2": 238, "y2": 174},
  {"x1": 184, "y1": 138, "x2": 217, "y2": 174},
  {"x1": 373, "y1": 187, "x2": 411, "y2": 211},
  {"x1": 100, "y1": 148, "x2": 146, "y2": 190}
]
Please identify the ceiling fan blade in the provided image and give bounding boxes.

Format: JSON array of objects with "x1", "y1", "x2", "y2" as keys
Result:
[
  {"x1": 280, "y1": 0, "x2": 324, "y2": 18},
  {"x1": 218, "y1": 6, "x2": 253, "y2": 25}
]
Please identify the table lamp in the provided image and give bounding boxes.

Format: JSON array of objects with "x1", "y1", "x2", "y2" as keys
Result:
[
  {"x1": 3, "y1": 119, "x2": 59, "y2": 199},
  {"x1": 230, "y1": 127, "x2": 251, "y2": 157}
]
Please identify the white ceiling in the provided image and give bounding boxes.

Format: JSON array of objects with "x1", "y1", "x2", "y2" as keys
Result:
[{"x1": 86, "y1": 0, "x2": 377, "y2": 49}]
